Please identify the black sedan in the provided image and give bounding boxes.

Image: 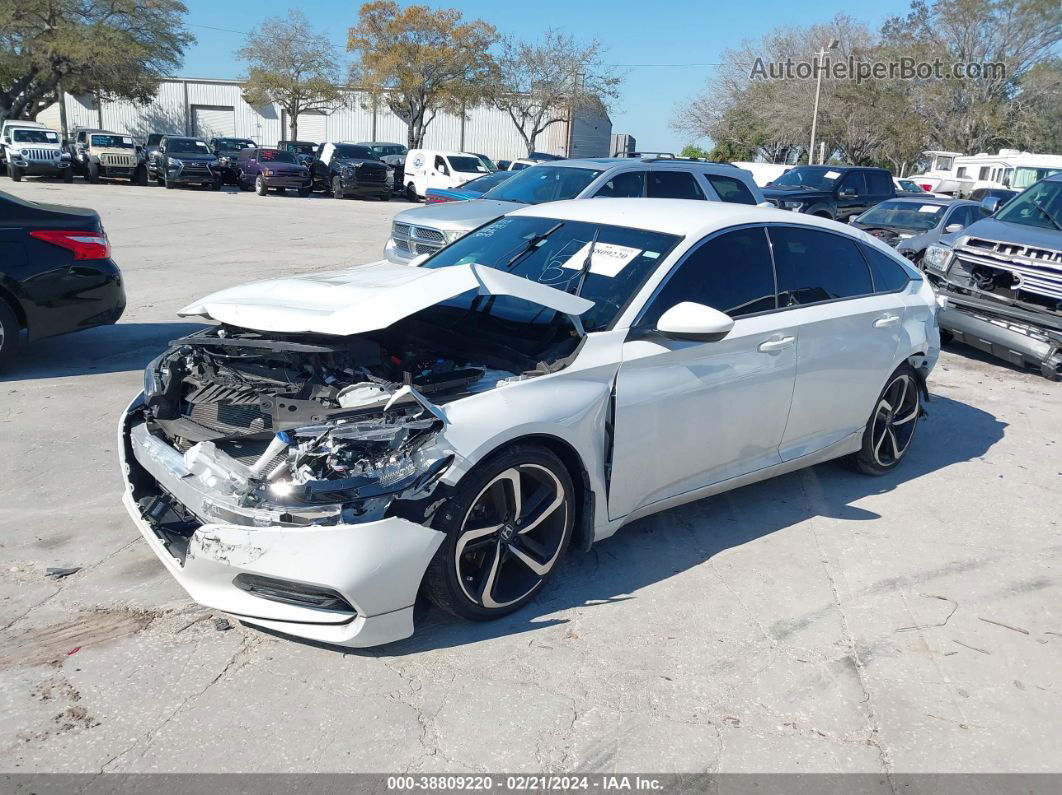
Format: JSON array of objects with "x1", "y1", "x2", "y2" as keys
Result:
[{"x1": 0, "y1": 190, "x2": 125, "y2": 367}]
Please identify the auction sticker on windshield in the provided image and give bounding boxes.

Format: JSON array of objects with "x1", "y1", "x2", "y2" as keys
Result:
[
  {"x1": 561, "y1": 242, "x2": 642, "y2": 277},
  {"x1": 919, "y1": 205, "x2": 944, "y2": 213},
  {"x1": 825, "y1": 170, "x2": 841, "y2": 179}
]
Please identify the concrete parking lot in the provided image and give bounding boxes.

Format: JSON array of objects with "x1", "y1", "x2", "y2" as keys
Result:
[{"x1": 0, "y1": 178, "x2": 1059, "y2": 775}]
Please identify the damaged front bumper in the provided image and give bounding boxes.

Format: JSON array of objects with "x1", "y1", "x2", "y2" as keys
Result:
[{"x1": 119, "y1": 399, "x2": 447, "y2": 647}]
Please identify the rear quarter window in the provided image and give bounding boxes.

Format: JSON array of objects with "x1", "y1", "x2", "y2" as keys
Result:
[
  {"x1": 859, "y1": 244, "x2": 914, "y2": 293},
  {"x1": 705, "y1": 174, "x2": 757, "y2": 205}
]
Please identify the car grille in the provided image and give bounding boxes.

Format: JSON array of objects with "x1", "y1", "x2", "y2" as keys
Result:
[
  {"x1": 101, "y1": 153, "x2": 136, "y2": 167},
  {"x1": 22, "y1": 148, "x2": 59, "y2": 162},
  {"x1": 390, "y1": 221, "x2": 445, "y2": 256},
  {"x1": 955, "y1": 236, "x2": 1062, "y2": 302},
  {"x1": 357, "y1": 163, "x2": 388, "y2": 183}
]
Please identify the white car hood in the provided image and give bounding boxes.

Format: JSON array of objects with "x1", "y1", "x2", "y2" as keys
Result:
[{"x1": 178, "y1": 261, "x2": 594, "y2": 336}]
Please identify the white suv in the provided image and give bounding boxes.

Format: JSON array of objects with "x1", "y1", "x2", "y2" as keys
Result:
[
  {"x1": 0, "y1": 122, "x2": 72, "y2": 182},
  {"x1": 385, "y1": 157, "x2": 765, "y2": 264}
]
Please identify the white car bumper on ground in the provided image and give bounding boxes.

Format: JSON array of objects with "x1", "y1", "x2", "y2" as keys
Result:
[{"x1": 119, "y1": 409, "x2": 446, "y2": 648}]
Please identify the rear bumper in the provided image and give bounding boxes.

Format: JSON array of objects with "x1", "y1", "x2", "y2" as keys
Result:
[
  {"x1": 119, "y1": 409, "x2": 446, "y2": 647},
  {"x1": 23, "y1": 259, "x2": 125, "y2": 342},
  {"x1": 938, "y1": 293, "x2": 1062, "y2": 379}
]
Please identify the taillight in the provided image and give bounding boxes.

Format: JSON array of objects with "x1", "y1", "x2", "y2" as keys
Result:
[
  {"x1": 29, "y1": 230, "x2": 111, "y2": 260},
  {"x1": 918, "y1": 183, "x2": 932, "y2": 192}
]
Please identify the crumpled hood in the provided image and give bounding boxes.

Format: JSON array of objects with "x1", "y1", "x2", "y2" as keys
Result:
[
  {"x1": 179, "y1": 261, "x2": 594, "y2": 336},
  {"x1": 393, "y1": 199, "x2": 523, "y2": 230}
]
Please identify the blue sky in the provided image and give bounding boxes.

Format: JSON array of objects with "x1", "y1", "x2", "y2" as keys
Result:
[{"x1": 181, "y1": 0, "x2": 913, "y2": 152}]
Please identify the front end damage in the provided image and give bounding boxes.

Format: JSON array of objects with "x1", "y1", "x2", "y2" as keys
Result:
[
  {"x1": 120, "y1": 270, "x2": 589, "y2": 645},
  {"x1": 927, "y1": 234, "x2": 1062, "y2": 380}
]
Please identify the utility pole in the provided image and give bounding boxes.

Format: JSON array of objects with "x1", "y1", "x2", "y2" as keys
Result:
[{"x1": 807, "y1": 46, "x2": 826, "y2": 165}]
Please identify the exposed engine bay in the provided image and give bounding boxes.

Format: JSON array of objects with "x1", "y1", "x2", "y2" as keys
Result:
[{"x1": 130, "y1": 308, "x2": 581, "y2": 548}]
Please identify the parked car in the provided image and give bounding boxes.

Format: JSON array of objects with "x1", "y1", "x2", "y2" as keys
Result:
[
  {"x1": 236, "y1": 147, "x2": 311, "y2": 196},
  {"x1": 472, "y1": 152, "x2": 498, "y2": 172},
  {"x1": 0, "y1": 124, "x2": 72, "y2": 182},
  {"x1": 67, "y1": 128, "x2": 147, "y2": 185},
  {"x1": 143, "y1": 133, "x2": 168, "y2": 176},
  {"x1": 762, "y1": 165, "x2": 895, "y2": 220},
  {"x1": 923, "y1": 174, "x2": 1062, "y2": 379},
  {"x1": 496, "y1": 159, "x2": 512, "y2": 171},
  {"x1": 120, "y1": 199, "x2": 938, "y2": 647},
  {"x1": 210, "y1": 137, "x2": 257, "y2": 184},
  {"x1": 403, "y1": 149, "x2": 492, "y2": 200},
  {"x1": 849, "y1": 197, "x2": 982, "y2": 264},
  {"x1": 0, "y1": 189, "x2": 125, "y2": 368},
  {"x1": 153, "y1": 136, "x2": 222, "y2": 190},
  {"x1": 356, "y1": 141, "x2": 408, "y2": 191},
  {"x1": 277, "y1": 140, "x2": 318, "y2": 166},
  {"x1": 386, "y1": 157, "x2": 764, "y2": 264},
  {"x1": 969, "y1": 187, "x2": 1018, "y2": 205},
  {"x1": 310, "y1": 143, "x2": 391, "y2": 200},
  {"x1": 424, "y1": 170, "x2": 514, "y2": 204},
  {"x1": 894, "y1": 178, "x2": 936, "y2": 197}
]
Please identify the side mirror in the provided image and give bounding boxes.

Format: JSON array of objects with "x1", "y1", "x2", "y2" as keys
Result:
[
  {"x1": 944, "y1": 223, "x2": 964, "y2": 233},
  {"x1": 656, "y1": 302, "x2": 734, "y2": 343},
  {"x1": 980, "y1": 196, "x2": 1001, "y2": 215},
  {"x1": 839, "y1": 187, "x2": 856, "y2": 197},
  {"x1": 408, "y1": 253, "x2": 431, "y2": 267}
]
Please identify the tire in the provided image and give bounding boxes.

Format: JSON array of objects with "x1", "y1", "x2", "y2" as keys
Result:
[
  {"x1": 135, "y1": 165, "x2": 148, "y2": 186},
  {"x1": 87, "y1": 162, "x2": 100, "y2": 184},
  {"x1": 210, "y1": 177, "x2": 222, "y2": 191},
  {"x1": 423, "y1": 444, "x2": 575, "y2": 621},
  {"x1": 845, "y1": 363, "x2": 923, "y2": 476},
  {"x1": 164, "y1": 174, "x2": 175, "y2": 189},
  {"x1": 297, "y1": 185, "x2": 311, "y2": 197},
  {"x1": 0, "y1": 299, "x2": 19, "y2": 369},
  {"x1": 8, "y1": 163, "x2": 22, "y2": 182},
  {"x1": 63, "y1": 169, "x2": 73, "y2": 184},
  {"x1": 405, "y1": 182, "x2": 418, "y2": 202},
  {"x1": 332, "y1": 176, "x2": 345, "y2": 199},
  {"x1": 255, "y1": 175, "x2": 268, "y2": 196}
]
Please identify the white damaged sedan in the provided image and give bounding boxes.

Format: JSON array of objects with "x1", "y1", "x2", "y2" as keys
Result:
[{"x1": 120, "y1": 199, "x2": 940, "y2": 647}]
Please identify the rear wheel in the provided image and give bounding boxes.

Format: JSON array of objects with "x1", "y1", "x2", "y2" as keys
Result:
[
  {"x1": 846, "y1": 364, "x2": 922, "y2": 476},
  {"x1": 423, "y1": 445, "x2": 575, "y2": 621},
  {"x1": 0, "y1": 300, "x2": 19, "y2": 369},
  {"x1": 405, "y1": 182, "x2": 418, "y2": 202}
]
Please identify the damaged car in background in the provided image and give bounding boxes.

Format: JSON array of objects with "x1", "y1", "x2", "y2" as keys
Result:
[
  {"x1": 121, "y1": 200, "x2": 939, "y2": 647},
  {"x1": 923, "y1": 173, "x2": 1062, "y2": 380}
]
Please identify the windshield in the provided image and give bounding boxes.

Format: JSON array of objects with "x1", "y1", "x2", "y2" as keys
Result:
[
  {"x1": 167, "y1": 139, "x2": 210, "y2": 154},
  {"x1": 448, "y1": 155, "x2": 489, "y2": 174},
  {"x1": 423, "y1": 216, "x2": 681, "y2": 332},
  {"x1": 12, "y1": 129, "x2": 59, "y2": 144},
  {"x1": 482, "y1": 166, "x2": 604, "y2": 205},
  {"x1": 282, "y1": 142, "x2": 316, "y2": 155},
  {"x1": 995, "y1": 179, "x2": 1062, "y2": 231},
  {"x1": 334, "y1": 144, "x2": 376, "y2": 160},
  {"x1": 258, "y1": 149, "x2": 297, "y2": 163},
  {"x1": 770, "y1": 166, "x2": 843, "y2": 190},
  {"x1": 215, "y1": 138, "x2": 254, "y2": 151},
  {"x1": 1011, "y1": 166, "x2": 1062, "y2": 190},
  {"x1": 474, "y1": 154, "x2": 498, "y2": 171},
  {"x1": 91, "y1": 134, "x2": 134, "y2": 148},
  {"x1": 856, "y1": 200, "x2": 946, "y2": 231},
  {"x1": 459, "y1": 171, "x2": 514, "y2": 192},
  {"x1": 369, "y1": 144, "x2": 406, "y2": 157}
]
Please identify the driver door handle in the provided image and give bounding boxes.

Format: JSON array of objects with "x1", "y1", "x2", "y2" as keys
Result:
[
  {"x1": 874, "y1": 314, "x2": 900, "y2": 328},
  {"x1": 758, "y1": 335, "x2": 796, "y2": 352}
]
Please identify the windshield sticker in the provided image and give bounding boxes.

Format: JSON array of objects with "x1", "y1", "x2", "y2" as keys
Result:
[
  {"x1": 824, "y1": 170, "x2": 841, "y2": 179},
  {"x1": 561, "y1": 242, "x2": 641, "y2": 278},
  {"x1": 122, "y1": 136, "x2": 133, "y2": 144},
  {"x1": 919, "y1": 205, "x2": 943, "y2": 213}
]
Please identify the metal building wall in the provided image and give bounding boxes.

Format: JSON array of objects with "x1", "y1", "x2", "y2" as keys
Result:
[{"x1": 45, "y1": 78, "x2": 611, "y2": 160}]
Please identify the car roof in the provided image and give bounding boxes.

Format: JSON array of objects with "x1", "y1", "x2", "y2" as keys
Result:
[{"x1": 1045, "y1": 172, "x2": 1062, "y2": 183}]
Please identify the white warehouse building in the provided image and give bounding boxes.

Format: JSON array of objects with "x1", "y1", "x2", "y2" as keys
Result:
[{"x1": 36, "y1": 77, "x2": 613, "y2": 162}]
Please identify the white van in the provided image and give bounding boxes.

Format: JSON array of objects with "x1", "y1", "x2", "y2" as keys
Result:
[{"x1": 403, "y1": 149, "x2": 490, "y2": 200}]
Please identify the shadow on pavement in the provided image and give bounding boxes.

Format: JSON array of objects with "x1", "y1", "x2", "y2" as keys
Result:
[
  {"x1": 253, "y1": 393, "x2": 1006, "y2": 657},
  {"x1": 1, "y1": 322, "x2": 207, "y2": 382}
]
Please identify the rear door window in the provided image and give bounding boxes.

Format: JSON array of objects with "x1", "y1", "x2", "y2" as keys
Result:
[
  {"x1": 594, "y1": 171, "x2": 646, "y2": 198},
  {"x1": 705, "y1": 174, "x2": 757, "y2": 205},
  {"x1": 866, "y1": 170, "x2": 893, "y2": 195},
  {"x1": 648, "y1": 170, "x2": 706, "y2": 200},
  {"x1": 839, "y1": 172, "x2": 867, "y2": 195},
  {"x1": 769, "y1": 227, "x2": 874, "y2": 306}
]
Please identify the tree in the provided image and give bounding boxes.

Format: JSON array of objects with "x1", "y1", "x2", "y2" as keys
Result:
[
  {"x1": 491, "y1": 30, "x2": 621, "y2": 157},
  {"x1": 0, "y1": 0, "x2": 193, "y2": 123},
  {"x1": 348, "y1": 1, "x2": 497, "y2": 150},
  {"x1": 237, "y1": 10, "x2": 345, "y2": 141},
  {"x1": 680, "y1": 144, "x2": 710, "y2": 159},
  {"x1": 881, "y1": 0, "x2": 1062, "y2": 153}
]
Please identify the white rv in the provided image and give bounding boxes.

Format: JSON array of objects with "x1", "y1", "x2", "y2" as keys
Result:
[{"x1": 909, "y1": 149, "x2": 1062, "y2": 197}]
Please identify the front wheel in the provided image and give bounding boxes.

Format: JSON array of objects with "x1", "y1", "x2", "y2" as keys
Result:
[
  {"x1": 332, "y1": 176, "x2": 345, "y2": 199},
  {"x1": 8, "y1": 163, "x2": 22, "y2": 182},
  {"x1": 255, "y1": 175, "x2": 267, "y2": 196},
  {"x1": 423, "y1": 445, "x2": 575, "y2": 621},
  {"x1": 87, "y1": 162, "x2": 100, "y2": 184},
  {"x1": 846, "y1": 364, "x2": 923, "y2": 476},
  {"x1": 0, "y1": 300, "x2": 18, "y2": 369}
]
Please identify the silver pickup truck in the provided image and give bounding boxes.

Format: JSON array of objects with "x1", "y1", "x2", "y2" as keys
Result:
[{"x1": 923, "y1": 173, "x2": 1062, "y2": 379}]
